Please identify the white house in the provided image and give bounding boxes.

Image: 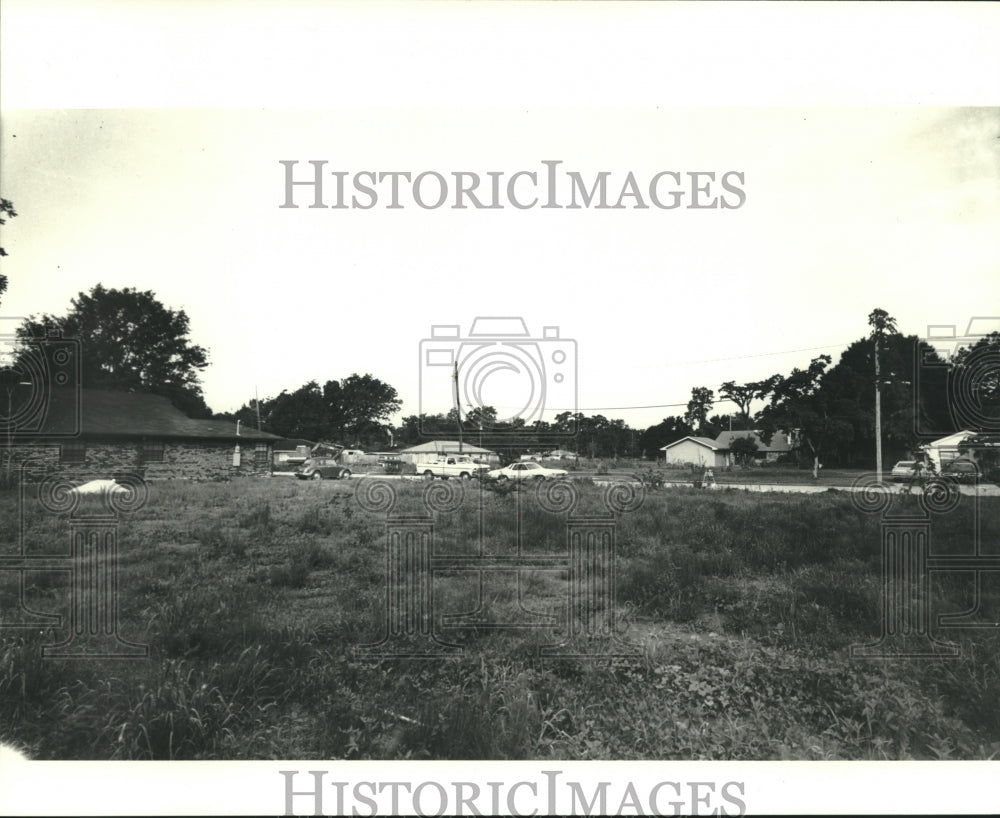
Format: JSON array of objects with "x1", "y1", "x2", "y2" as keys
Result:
[
  {"x1": 660, "y1": 437, "x2": 727, "y2": 468},
  {"x1": 919, "y1": 430, "x2": 976, "y2": 471},
  {"x1": 661, "y1": 430, "x2": 795, "y2": 468},
  {"x1": 398, "y1": 440, "x2": 500, "y2": 466}
]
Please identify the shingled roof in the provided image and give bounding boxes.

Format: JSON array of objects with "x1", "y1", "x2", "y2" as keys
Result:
[
  {"x1": 10, "y1": 387, "x2": 278, "y2": 441},
  {"x1": 399, "y1": 440, "x2": 498, "y2": 455},
  {"x1": 660, "y1": 436, "x2": 720, "y2": 451},
  {"x1": 713, "y1": 430, "x2": 793, "y2": 453}
]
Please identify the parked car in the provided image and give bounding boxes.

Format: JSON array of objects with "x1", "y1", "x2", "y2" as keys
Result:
[
  {"x1": 487, "y1": 462, "x2": 568, "y2": 481},
  {"x1": 890, "y1": 461, "x2": 922, "y2": 482},
  {"x1": 941, "y1": 459, "x2": 979, "y2": 484},
  {"x1": 295, "y1": 457, "x2": 351, "y2": 480},
  {"x1": 419, "y1": 456, "x2": 489, "y2": 480}
]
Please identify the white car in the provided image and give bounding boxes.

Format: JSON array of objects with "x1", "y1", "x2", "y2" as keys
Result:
[
  {"x1": 890, "y1": 460, "x2": 921, "y2": 482},
  {"x1": 487, "y1": 462, "x2": 568, "y2": 481}
]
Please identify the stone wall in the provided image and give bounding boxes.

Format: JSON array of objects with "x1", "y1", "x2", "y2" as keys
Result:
[{"x1": 2, "y1": 439, "x2": 273, "y2": 482}]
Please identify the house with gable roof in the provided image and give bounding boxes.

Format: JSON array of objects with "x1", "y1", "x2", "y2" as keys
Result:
[
  {"x1": 660, "y1": 430, "x2": 795, "y2": 467},
  {"x1": 6, "y1": 387, "x2": 279, "y2": 481},
  {"x1": 660, "y1": 436, "x2": 727, "y2": 468}
]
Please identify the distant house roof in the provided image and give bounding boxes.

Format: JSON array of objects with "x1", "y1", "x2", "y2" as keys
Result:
[
  {"x1": 18, "y1": 388, "x2": 279, "y2": 441},
  {"x1": 399, "y1": 440, "x2": 497, "y2": 455},
  {"x1": 273, "y1": 438, "x2": 315, "y2": 451},
  {"x1": 920, "y1": 430, "x2": 977, "y2": 449},
  {"x1": 713, "y1": 430, "x2": 793, "y2": 453},
  {"x1": 660, "y1": 436, "x2": 720, "y2": 452},
  {"x1": 273, "y1": 438, "x2": 343, "y2": 453}
]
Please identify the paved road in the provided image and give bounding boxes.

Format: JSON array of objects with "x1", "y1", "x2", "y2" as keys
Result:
[
  {"x1": 602, "y1": 479, "x2": 1000, "y2": 497},
  {"x1": 287, "y1": 471, "x2": 1000, "y2": 497}
]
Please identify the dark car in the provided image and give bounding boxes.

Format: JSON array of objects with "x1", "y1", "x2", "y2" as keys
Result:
[
  {"x1": 295, "y1": 457, "x2": 351, "y2": 481},
  {"x1": 941, "y1": 459, "x2": 979, "y2": 484}
]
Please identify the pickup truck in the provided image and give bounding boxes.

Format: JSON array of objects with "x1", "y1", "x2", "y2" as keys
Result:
[{"x1": 418, "y1": 456, "x2": 489, "y2": 480}]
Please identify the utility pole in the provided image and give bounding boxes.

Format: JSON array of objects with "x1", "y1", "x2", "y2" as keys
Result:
[
  {"x1": 254, "y1": 386, "x2": 262, "y2": 431},
  {"x1": 868, "y1": 308, "x2": 897, "y2": 484},
  {"x1": 453, "y1": 361, "x2": 463, "y2": 453},
  {"x1": 875, "y1": 330, "x2": 883, "y2": 483}
]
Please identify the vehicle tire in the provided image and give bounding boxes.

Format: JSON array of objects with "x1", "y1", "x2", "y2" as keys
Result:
[
  {"x1": 423, "y1": 470, "x2": 434, "y2": 481},
  {"x1": 340, "y1": 470, "x2": 351, "y2": 480},
  {"x1": 311, "y1": 472, "x2": 322, "y2": 481},
  {"x1": 497, "y1": 475, "x2": 508, "y2": 482},
  {"x1": 460, "y1": 472, "x2": 471, "y2": 481}
]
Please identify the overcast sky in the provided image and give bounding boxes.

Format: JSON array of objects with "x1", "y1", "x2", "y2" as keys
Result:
[
  {"x1": 3, "y1": 2, "x2": 1000, "y2": 813},
  {"x1": 2, "y1": 5, "x2": 998, "y2": 434}
]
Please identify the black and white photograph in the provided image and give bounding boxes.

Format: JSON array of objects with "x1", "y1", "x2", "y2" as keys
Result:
[{"x1": 1, "y1": 2, "x2": 999, "y2": 815}]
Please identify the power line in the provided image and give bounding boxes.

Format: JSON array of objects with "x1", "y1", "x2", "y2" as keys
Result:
[
  {"x1": 556, "y1": 341, "x2": 854, "y2": 412},
  {"x1": 448, "y1": 340, "x2": 856, "y2": 415},
  {"x1": 647, "y1": 341, "x2": 852, "y2": 368},
  {"x1": 491, "y1": 395, "x2": 721, "y2": 412},
  {"x1": 537, "y1": 402, "x2": 690, "y2": 411}
]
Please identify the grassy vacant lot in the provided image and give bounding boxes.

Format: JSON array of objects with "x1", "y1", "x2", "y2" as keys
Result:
[{"x1": 1, "y1": 477, "x2": 999, "y2": 760}]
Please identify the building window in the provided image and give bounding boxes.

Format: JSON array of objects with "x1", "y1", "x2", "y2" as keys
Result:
[
  {"x1": 141, "y1": 440, "x2": 165, "y2": 463},
  {"x1": 60, "y1": 442, "x2": 87, "y2": 464},
  {"x1": 254, "y1": 442, "x2": 269, "y2": 466}
]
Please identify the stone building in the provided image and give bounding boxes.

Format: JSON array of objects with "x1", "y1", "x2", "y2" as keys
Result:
[{"x1": 3, "y1": 388, "x2": 279, "y2": 481}]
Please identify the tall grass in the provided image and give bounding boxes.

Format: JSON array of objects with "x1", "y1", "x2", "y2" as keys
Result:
[{"x1": 1, "y1": 479, "x2": 998, "y2": 759}]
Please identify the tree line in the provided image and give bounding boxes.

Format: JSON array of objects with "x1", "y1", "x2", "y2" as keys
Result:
[{"x1": 5, "y1": 281, "x2": 997, "y2": 466}]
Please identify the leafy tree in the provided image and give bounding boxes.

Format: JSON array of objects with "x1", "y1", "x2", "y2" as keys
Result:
[
  {"x1": 758, "y1": 355, "x2": 852, "y2": 478},
  {"x1": 18, "y1": 284, "x2": 211, "y2": 417},
  {"x1": 465, "y1": 404, "x2": 498, "y2": 431},
  {"x1": 237, "y1": 373, "x2": 401, "y2": 449},
  {"x1": 264, "y1": 381, "x2": 329, "y2": 442},
  {"x1": 639, "y1": 416, "x2": 694, "y2": 459},
  {"x1": 0, "y1": 198, "x2": 16, "y2": 307},
  {"x1": 719, "y1": 376, "x2": 780, "y2": 427},
  {"x1": 730, "y1": 435, "x2": 760, "y2": 467},
  {"x1": 958, "y1": 431, "x2": 1000, "y2": 484},
  {"x1": 395, "y1": 413, "x2": 442, "y2": 446},
  {"x1": 222, "y1": 399, "x2": 269, "y2": 435},
  {"x1": 329, "y1": 374, "x2": 402, "y2": 445},
  {"x1": 819, "y1": 332, "x2": 925, "y2": 466},
  {"x1": 462, "y1": 404, "x2": 498, "y2": 447},
  {"x1": 949, "y1": 331, "x2": 1000, "y2": 432},
  {"x1": 684, "y1": 386, "x2": 715, "y2": 434}
]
